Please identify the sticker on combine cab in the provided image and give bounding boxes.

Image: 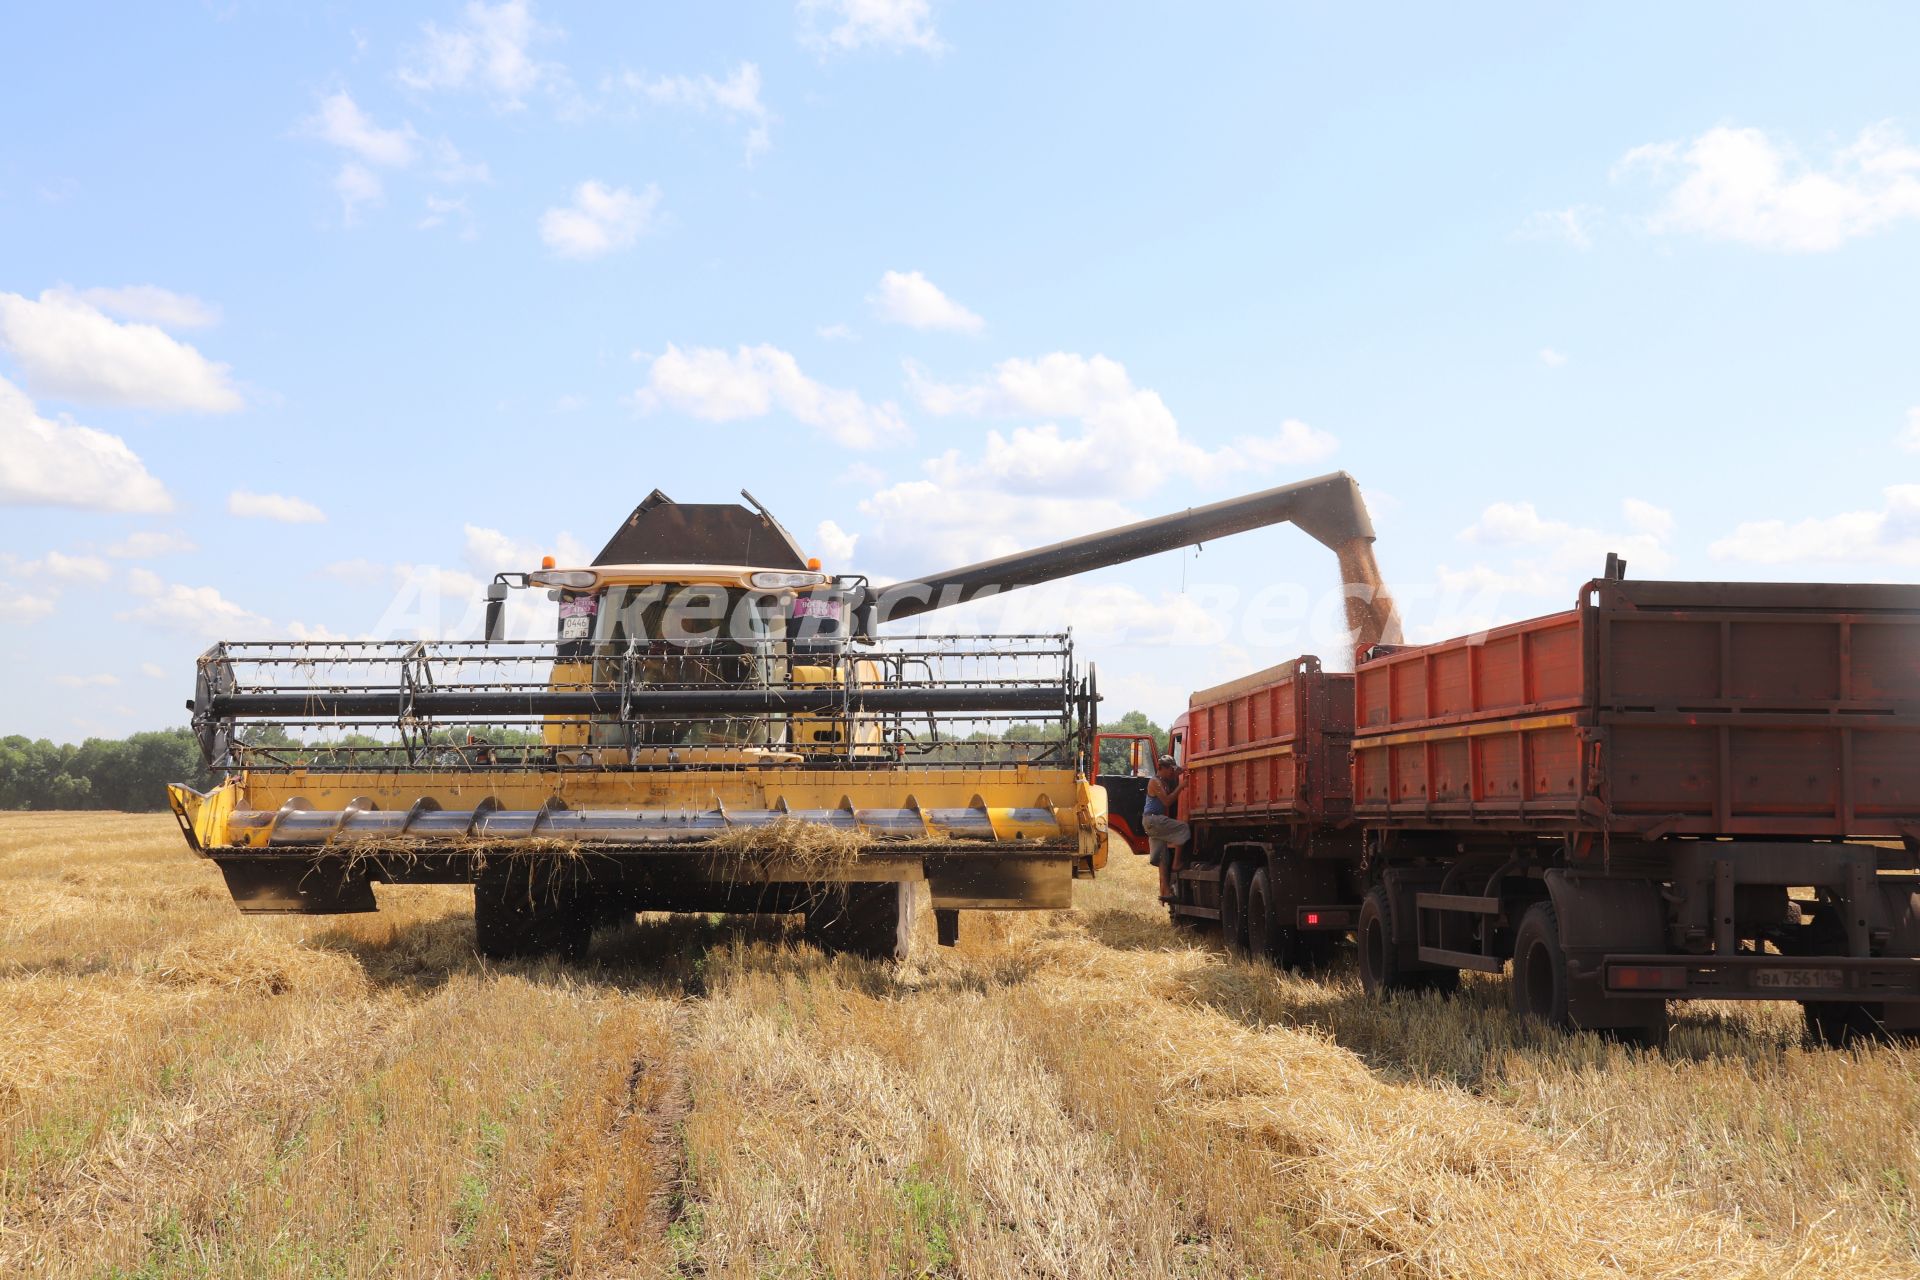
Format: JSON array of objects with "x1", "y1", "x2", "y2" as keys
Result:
[
  {"x1": 792, "y1": 596, "x2": 842, "y2": 620},
  {"x1": 558, "y1": 593, "x2": 597, "y2": 639}
]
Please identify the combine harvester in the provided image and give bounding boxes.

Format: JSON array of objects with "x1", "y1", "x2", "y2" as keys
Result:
[
  {"x1": 1128, "y1": 554, "x2": 1920, "y2": 1045},
  {"x1": 169, "y1": 475, "x2": 1395, "y2": 961}
]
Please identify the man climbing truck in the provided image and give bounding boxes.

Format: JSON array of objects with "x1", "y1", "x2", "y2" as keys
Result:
[
  {"x1": 1161, "y1": 552, "x2": 1920, "y2": 1047},
  {"x1": 169, "y1": 472, "x2": 1401, "y2": 961}
]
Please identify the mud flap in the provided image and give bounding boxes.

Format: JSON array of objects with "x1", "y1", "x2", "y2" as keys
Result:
[{"x1": 1544, "y1": 871, "x2": 1666, "y2": 1030}]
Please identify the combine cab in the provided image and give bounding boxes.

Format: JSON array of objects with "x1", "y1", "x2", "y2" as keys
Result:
[{"x1": 169, "y1": 474, "x2": 1399, "y2": 961}]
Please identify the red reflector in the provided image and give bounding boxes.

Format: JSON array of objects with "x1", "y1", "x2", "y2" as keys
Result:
[
  {"x1": 1609, "y1": 965, "x2": 1687, "y2": 991},
  {"x1": 1304, "y1": 912, "x2": 1321, "y2": 925}
]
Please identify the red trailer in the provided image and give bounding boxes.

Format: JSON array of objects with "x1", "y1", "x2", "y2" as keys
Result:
[
  {"x1": 1168, "y1": 567, "x2": 1920, "y2": 1046},
  {"x1": 1157, "y1": 656, "x2": 1369, "y2": 967}
]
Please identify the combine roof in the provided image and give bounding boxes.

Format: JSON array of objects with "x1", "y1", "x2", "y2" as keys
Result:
[{"x1": 591, "y1": 490, "x2": 808, "y2": 570}]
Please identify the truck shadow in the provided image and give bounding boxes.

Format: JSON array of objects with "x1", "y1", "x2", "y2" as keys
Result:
[{"x1": 1160, "y1": 948, "x2": 1813, "y2": 1081}]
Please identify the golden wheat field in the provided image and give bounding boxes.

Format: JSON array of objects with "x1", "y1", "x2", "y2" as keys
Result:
[{"x1": 3, "y1": 813, "x2": 1919, "y2": 1278}]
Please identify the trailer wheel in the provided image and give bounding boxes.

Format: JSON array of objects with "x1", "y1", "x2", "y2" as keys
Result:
[
  {"x1": 1358, "y1": 886, "x2": 1457, "y2": 997},
  {"x1": 474, "y1": 877, "x2": 593, "y2": 962},
  {"x1": 1802, "y1": 1001, "x2": 1887, "y2": 1049},
  {"x1": 1511, "y1": 902, "x2": 1572, "y2": 1029},
  {"x1": 1220, "y1": 863, "x2": 1252, "y2": 957},
  {"x1": 805, "y1": 882, "x2": 919, "y2": 961}
]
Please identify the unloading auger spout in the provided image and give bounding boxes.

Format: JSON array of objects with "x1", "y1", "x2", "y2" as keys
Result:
[{"x1": 853, "y1": 469, "x2": 1403, "y2": 656}]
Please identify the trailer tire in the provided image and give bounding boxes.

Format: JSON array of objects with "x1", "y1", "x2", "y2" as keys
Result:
[
  {"x1": 1358, "y1": 886, "x2": 1457, "y2": 997},
  {"x1": 1802, "y1": 1001, "x2": 1889, "y2": 1048},
  {"x1": 1221, "y1": 863, "x2": 1252, "y2": 957}
]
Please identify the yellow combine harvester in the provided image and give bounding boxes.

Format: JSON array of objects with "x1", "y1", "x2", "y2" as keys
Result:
[{"x1": 169, "y1": 475, "x2": 1397, "y2": 960}]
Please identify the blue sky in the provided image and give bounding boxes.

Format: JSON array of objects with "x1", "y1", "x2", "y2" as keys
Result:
[{"x1": 3, "y1": 1, "x2": 1918, "y2": 740}]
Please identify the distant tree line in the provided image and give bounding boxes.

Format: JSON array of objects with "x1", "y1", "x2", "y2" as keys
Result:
[{"x1": 0, "y1": 730, "x2": 214, "y2": 812}]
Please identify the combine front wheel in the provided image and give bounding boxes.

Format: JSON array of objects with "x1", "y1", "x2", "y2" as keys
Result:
[
  {"x1": 805, "y1": 881, "x2": 920, "y2": 961},
  {"x1": 474, "y1": 876, "x2": 594, "y2": 962}
]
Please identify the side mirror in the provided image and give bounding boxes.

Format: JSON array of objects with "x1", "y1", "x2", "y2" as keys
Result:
[{"x1": 484, "y1": 581, "x2": 508, "y2": 642}]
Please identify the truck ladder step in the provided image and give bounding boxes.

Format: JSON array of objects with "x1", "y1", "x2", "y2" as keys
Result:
[
  {"x1": 1416, "y1": 892, "x2": 1503, "y2": 915},
  {"x1": 1418, "y1": 945, "x2": 1505, "y2": 973}
]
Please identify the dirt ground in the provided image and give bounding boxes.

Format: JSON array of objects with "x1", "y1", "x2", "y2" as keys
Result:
[{"x1": 3, "y1": 811, "x2": 1918, "y2": 1278}]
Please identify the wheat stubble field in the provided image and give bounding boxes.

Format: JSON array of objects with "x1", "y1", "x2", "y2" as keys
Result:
[{"x1": 3, "y1": 813, "x2": 1919, "y2": 1279}]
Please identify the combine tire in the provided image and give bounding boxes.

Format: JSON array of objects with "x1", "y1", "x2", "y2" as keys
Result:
[
  {"x1": 1357, "y1": 886, "x2": 1458, "y2": 998},
  {"x1": 806, "y1": 881, "x2": 919, "y2": 961},
  {"x1": 1220, "y1": 863, "x2": 1252, "y2": 957},
  {"x1": 474, "y1": 877, "x2": 594, "y2": 961}
]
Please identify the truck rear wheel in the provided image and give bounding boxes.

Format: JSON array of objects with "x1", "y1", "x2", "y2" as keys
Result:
[
  {"x1": 805, "y1": 881, "x2": 919, "y2": 961},
  {"x1": 1220, "y1": 863, "x2": 1252, "y2": 957},
  {"x1": 1358, "y1": 886, "x2": 1457, "y2": 997},
  {"x1": 474, "y1": 876, "x2": 593, "y2": 961},
  {"x1": 1246, "y1": 867, "x2": 1273, "y2": 962},
  {"x1": 1511, "y1": 902, "x2": 1571, "y2": 1029}
]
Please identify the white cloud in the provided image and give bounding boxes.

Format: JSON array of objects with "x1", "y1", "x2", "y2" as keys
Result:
[
  {"x1": 1900, "y1": 407, "x2": 1920, "y2": 453},
  {"x1": 814, "y1": 519, "x2": 858, "y2": 564},
  {"x1": 334, "y1": 163, "x2": 384, "y2": 225},
  {"x1": 228, "y1": 490, "x2": 327, "y2": 523},
  {"x1": 0, "y1": 289, "x2": 243, "y2": 411},
  {"x1": 1616, "y1": 122, "x2": 1920, "y2": 252},
  {"x1": 0, "y1": 583, "x2": 56, "y2": 624},
  {"x1": 634, "y1": 343, "x2": 907, "y2": 448},
  {"x1": 0, "y1": 375, "x2": 172, "y2": 512},
  {"x1": 1518, "y1": 206, "x2": 1596, "y2": 250},
  {"x1": 620, "y1": 62, "x2": 772, "y2": 159},
  {"x1": 107, "y1": 530, "x2": 196, "y2": 558},
  {"x1": 418, "y1": 193, "x2": 476, "y2": 236},
  {"x1": 303, "y1": 92, "x2": 487, "y2": 227},
  {"x1": 16, "y1": 550, "x2": 112, "y2": 584},
  {"x1": 74, "y1": 286, "x2": 220, "y2": 330},
  {"x1": 120, "y1": 568, "x2": 269, "y2": 638},
  {"x1": 53, "y1": 672, "x2": 118, "y2": 688},
  {"x1": 800, "y1": 0, "x2": 943, "y2": 53},
  {"x1": 869, "y1": 270, "x2": 984, "y2": 333},
  {"x1": 399, "y1": 0, "x2": 563, "y2": 107},
  {"x1": 816, "y1": 323, "x2": 856, "y2": 342},
  {"x1": 907, "y1": 352, "x2": 1336, "y2": 498},
  {"x1": 859, "y1": 482, "x2": 1135, "y2": 571},
  {"x1": 539, "y1": 181, "x2": 661, "y2": 258},
  {"x1": 1538, "y1": 347, "x2": 1568, "y2": 367},
  {"x1": 1709, "y1": 485, "x2": 1920, "y2": 567},
  {"x1": 1455, "y1": 496, "x2": 1673, "y2": 588},
  {"x1": 306, "y1": 90, "x2": 418, "y2": 167},
  {"x1": 462, "y1": 523, "x2": 586, "y2": 574}
]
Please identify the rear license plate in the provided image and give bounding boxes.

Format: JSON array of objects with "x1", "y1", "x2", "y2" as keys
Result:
[{"x1": 1754, "y1": 967, "x2": 1845, "y2": 990}]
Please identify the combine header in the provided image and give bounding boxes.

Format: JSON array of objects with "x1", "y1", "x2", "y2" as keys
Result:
[{"x1": 169, "y1": 473, "x2": 1394, "y2": 960}]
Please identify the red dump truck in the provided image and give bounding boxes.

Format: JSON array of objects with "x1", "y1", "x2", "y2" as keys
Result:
[{"x1": 1122, "y1": 566, "x2": 1920, "y2": 1046}]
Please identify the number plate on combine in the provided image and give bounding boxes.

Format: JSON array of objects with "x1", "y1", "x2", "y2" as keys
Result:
[{"x1": 1754, "y1": 967, "x2": 1844, "y2": 990}]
